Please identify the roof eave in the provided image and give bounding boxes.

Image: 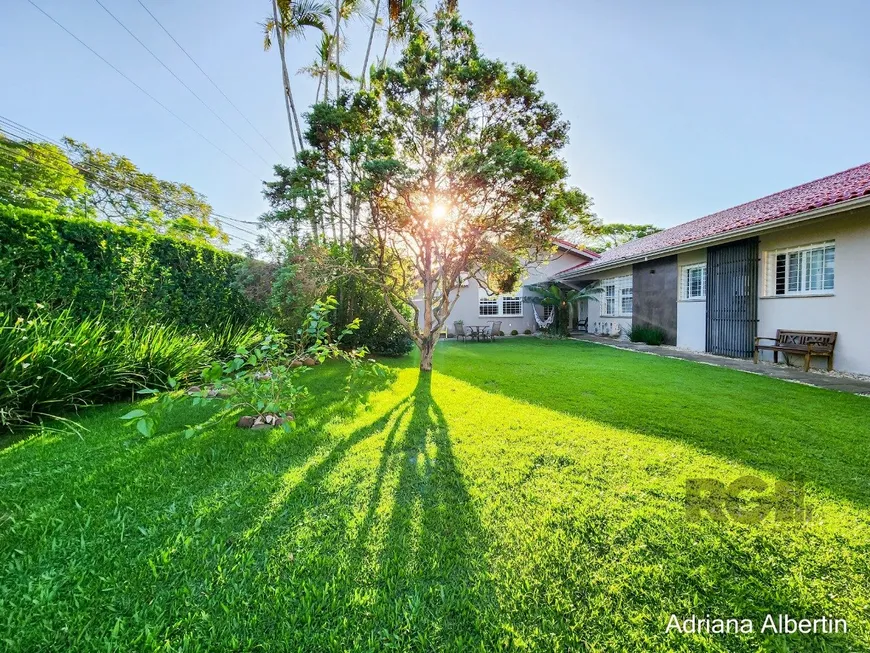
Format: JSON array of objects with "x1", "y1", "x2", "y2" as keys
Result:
[{"x1": 558, "y1": 195, "x2": 870, "y2": 279}]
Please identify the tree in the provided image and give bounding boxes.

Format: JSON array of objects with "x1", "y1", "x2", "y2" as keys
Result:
[
  {"x1": 0, "y1": 135, "x2": 88, "y2": 215},
  {"x1": 263, "y1": 0, "x2": 330, "y2": 156},
  {"x1": 63, "y1": 138, "x2": 228, "y2": 244},
  {"x1": 352, "y1": 8, "x2": 594, "y2": 371},
  {"x1": 377, "y1": 0, "x2": 428, "y2": 71},
  {"x1": 526, "y1": 284, "x2": 600, "y2": 337},
  {"x1": 564, "y1": 222, "x2": 662, "y2": 252}
]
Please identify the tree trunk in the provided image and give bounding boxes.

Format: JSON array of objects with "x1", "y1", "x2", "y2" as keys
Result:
[
  {"x1": 334, "y1": 0, "x2": 341, "y2": 99},
  {"x1": 334, "y1": 0, "x2": 343, "y2": 241},
  {"x1": 272, "y1": 0, "x2": 298, "y2": 158},
  {"x1": 360, "y1": 0, "x2": 381, "y2": 87},
  {"x1": 286, "y1": 80, "x2": 305, "y2": 154},
  {"x1": 379, "y1": 29, "x2": 392, "y2": 68},
  {"x1": 419, "y1": 336, "x2": 435, "y2": 372}
]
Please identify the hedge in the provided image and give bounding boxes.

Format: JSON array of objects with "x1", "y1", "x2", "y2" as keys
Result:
[{"x1": 0, "y1": 204, "x2": 255, "y2": 328}]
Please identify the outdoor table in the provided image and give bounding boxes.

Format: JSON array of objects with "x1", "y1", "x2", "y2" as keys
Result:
[{"x1": 465, "y1": 325, "x2": 489, "y2": 341}]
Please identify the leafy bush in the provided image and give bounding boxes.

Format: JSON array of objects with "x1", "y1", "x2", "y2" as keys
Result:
[
  {"x1": 628, "y1": 324, "x2": 667, "y2": 346},
  {"x1": 510, "y1": 329, "x2": 519, "y2": 336},
  {"x1": 0, "y1": 309, "x2": 262, "y2": 430},
  {"x1": 523, "y1": 329, "x2": 532, "y2": 335},
  {"x1": 0, "y1": 204, "x2": 256, "y2": 328},
  {"x1": 268, "y1": 243, "x2": 413, "y2": 357},
  {"x1": 123, "y1": 297, "x2": 380, "y2": 437}
]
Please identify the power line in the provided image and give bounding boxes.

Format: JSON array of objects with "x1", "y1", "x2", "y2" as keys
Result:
[
  {"x1": 25, "y1": 0, "x2": 262, "y2": 180},
  {"x1": 135, "y1": 0, "x2": 284, "y2": 161},
  {"x1": 0, "y1": 116, "x2": 271, "y2": 249},
  {"x1": 91, "y1": 0, "x2": 273, "y2": 167},
  {"x1": 0, "y1": 126, "x2": 262, "y2": 249},
  {"x1": 0, "y1": 115, "x2": 262, "y2": 230}
]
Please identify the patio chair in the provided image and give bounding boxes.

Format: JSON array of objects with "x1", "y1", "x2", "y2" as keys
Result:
[
  {"x1": 487, "y1": 321, "x2": 502, "y2": 342},
  {"x1": 453, "y1": 321, "x2": 469, "y2": 342},
  {"x1": 490, "y1": 320, "x2": 501, "y2": 342}
]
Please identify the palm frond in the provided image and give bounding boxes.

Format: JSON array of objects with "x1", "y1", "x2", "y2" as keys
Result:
[{"x1": 261, "y1": 18, "x2": 275, "y2": 50}]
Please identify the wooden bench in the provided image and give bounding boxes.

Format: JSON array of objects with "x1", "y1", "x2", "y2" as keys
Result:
[{"x1": 753, "y1": 330, "x2": 837, "y2": 372}]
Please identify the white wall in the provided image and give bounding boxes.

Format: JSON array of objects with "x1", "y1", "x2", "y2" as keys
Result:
[
  {"x1": 583, "y1": 264, "x2": 633, "y2": 338},
  {"x1": 756, "y1": 209, "x2": 870, "y2": 374},
  {"x1": 422, "y1": 247, "x2": 593, "y2": 335},
  {"x1": 676, "y1": 250, "x2": 707, "y2": 351}
]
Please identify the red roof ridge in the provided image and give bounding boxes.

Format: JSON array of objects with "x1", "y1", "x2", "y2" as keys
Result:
[
  {"x1": 671, "y1": 160, "x2": 870, "y2": 233},
  {"x1": 557, "y1": 160, "x2": 870, "y2": 277}
]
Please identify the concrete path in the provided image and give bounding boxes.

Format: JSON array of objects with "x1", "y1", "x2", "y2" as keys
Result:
[{"x1": 571, "y1": 334, "x2": 870, "y2": 396}]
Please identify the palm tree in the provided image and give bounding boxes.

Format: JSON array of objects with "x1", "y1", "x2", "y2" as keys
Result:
[
  {"x1": 377, "y1": 0, "x2": 428, "y2": 70},
  {"x1": 298, "y1": 33, "x2": 353, "y2": 103},
  {"x1": 526, "y1": 283, "x2": 601, "y2": 336},
  {"x1": 359, "y1": 0, "x2": 384, "y2": 87},
  {"x1": 263, "y1": 0, "x2": 330, "y2": 156}
]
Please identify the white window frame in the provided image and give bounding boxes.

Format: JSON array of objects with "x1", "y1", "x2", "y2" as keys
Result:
[
  {"x1": 680, "y1": 263, "x2": 707, "y2": 301},
  {"x1": 764, "y1": 242, "x2": 835, "y2": 297},
  {"x1": 478, "y1": 288, "x2": 524, "y2": 317},
  {"x1": 599, "y1": 275, "x2": 632, "y2": 317}
]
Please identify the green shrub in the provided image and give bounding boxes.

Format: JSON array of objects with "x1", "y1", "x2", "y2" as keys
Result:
[
  {"x1": 628, "y1": 324, "x2": 667, "y2": 346},
  {"x1": 499, "y1": 331, "x2": 505, "y2": 337},
  {"x1": 523, "y1": 329, "x2": 532, "y2": 335},
  {"x1": 0, "y1": 204, "x2": 256, "y2": 328},
  {"x1": 0, "y1": 309, "x2": 261, "y2": 430},
  {"x1": 269, "y1": 243, "x2": 413, "y2": 357},
  {"x1": 510, "y1": 329, "x2": 519, "y2": 336}
]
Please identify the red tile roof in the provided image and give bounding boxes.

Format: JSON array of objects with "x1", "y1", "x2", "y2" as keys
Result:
[
  {"x1": 559, "y1": 162, "x2": 870, "y2": 277},
  {"x1": 552, "y1": 237, "x2": 600, "y2": 259}
]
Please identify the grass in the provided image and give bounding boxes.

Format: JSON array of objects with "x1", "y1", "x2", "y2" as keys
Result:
[{"x1": 1, "y1": 338, "x2": 869, "y2": 651}]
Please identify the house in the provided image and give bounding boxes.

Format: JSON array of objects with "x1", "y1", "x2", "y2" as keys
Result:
[
  {"x1": 555, "y1": 162, "x2": 870, "y2": 374},
  {"x1": 430, "y1": 239, "x2": 599, "y2": 335}
]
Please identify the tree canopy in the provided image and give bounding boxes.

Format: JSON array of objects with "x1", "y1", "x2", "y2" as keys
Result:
[
  {"x1": 0, "y1": 135, "x2": 88, "y2": 215},
  {"x1": 263, "y1": 8, "x2": 594, "y2": 370},
  {"x1": 0, "y1": 132, "x2": 228, "y2": 245}
]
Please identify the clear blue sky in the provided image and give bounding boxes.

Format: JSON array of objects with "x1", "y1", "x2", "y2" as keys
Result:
[{"x1": 4, "y1": 0, "x2": 870, "y2": 248}]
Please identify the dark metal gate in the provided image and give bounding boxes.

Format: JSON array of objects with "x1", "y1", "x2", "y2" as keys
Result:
[{"x1": 706, "y1": 238, "x2": 759, "y2": 358}]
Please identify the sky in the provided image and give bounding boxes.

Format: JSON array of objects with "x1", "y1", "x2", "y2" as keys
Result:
[{"x1": 3, "y1": 0, "x2": 870, "y2": 249}]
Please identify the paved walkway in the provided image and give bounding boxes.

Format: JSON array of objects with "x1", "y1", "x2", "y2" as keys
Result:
[{"x1": 571, "y1": 334, "x2": 870, "y2": 395}]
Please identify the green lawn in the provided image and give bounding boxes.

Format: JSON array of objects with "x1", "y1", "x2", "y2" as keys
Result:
[{"x1": 1, "y1": 339, "x2": 869, "y2": 651}]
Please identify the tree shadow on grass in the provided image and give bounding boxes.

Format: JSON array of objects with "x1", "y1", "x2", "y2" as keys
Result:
[
  {"x1": 357, "y1": 372, "x2": 501, "y2": 649},
  {"x1": 229, "y1": 371, "x2": 503, "y2": 649},
  {"x1": 437, "y1": 339, "x2": 870, "y2": 508}
]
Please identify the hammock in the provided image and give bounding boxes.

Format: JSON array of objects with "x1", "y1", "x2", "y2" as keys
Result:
[{"x1": 533, "y1": 306, "x2": 555, "y2": 329}]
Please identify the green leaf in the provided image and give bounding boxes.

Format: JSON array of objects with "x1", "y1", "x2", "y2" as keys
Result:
[
  {"x1": 136, "y1": 418, "x2": 153, "y2": 437},
  {"x1": 119, "y1": 409, "x2": 147, "y2": 420}
]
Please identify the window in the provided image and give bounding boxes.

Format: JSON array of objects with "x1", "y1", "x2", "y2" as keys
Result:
[
  {"x1": 604, "y1": 284, "x2": 616, "y2": 316},
  {"x1": 681, "y1": 263, "x2": 707, "y2": 300},
  {"x1": 600, "y1": 275, "x2": 632, "y2": 317},
  {"x1": 478, "y1": 289, "x2": 523, "y2": 316},
  {"x1": 767, "y1": 242, "x2": 834, "y2": 296},
  {"x1": 501, "y1": 296, "x2": 522, "y2": 316},
  {"x1": 479, "y1": 296, "x2": 498, "y2": 316}
]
